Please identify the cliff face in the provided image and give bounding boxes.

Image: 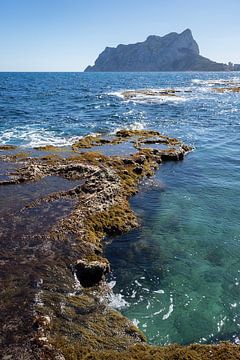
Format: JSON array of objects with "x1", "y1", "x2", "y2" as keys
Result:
[{"x1": 85, "y1": 29, "x2": 227, "y2": 72}]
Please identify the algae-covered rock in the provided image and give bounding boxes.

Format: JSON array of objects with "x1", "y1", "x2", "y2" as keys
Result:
[
  {"x1": 213, "y1": 87, "x2": 240, "y2": 93},
  {"x1": 0, "y1": 144, "x2": 18, "y2": 150},
  {"x1": 34, "y1": 145, "x2": 68, "y2": 152},
  {"x1": 121, "y1": 89, "x2": 179, "y2": 99},
  {"x1": 72, "y1": 135, "x2": 109, "y2": 149},
  {"x1": 0, "y1": 129, "x2": 194, "y2": 359},
  {"x1": 116, "y1": 129, "x2": 161, "y2": 138}
]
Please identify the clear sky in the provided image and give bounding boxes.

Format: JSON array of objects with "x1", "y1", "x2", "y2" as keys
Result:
[{"x1": 1, "y1": 0, "x2": 240, "y2": 71}]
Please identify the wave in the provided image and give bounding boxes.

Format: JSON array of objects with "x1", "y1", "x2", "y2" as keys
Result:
[
  {"x1": 0, "y1": 120, "x2": 150, "y2": 148},
  {"x1": 192, "y1": 78, "x2": 240, "y2": 86},
  {"x1": 0, "y1": 127, "x2": 80, "y2": 148},
  {"x1": 112, "y1": 120, "x2": 148, "y2": 135},
  {"x1": 108, "y1": 89, "x2": 188, "y2": 104}
]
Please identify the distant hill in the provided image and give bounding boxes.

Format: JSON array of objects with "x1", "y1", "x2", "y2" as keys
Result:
[{"x1": 85, "y1": 29, "x2": 237, "y2": 72}]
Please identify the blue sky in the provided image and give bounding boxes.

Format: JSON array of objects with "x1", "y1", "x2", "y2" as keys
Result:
[{"x1": 1, "y1": 0, "x2": 240, "y2": 71}]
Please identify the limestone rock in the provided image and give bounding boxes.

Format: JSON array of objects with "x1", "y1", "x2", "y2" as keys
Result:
[{"x1": 85, "y1": 29, "x2": 227, "y2": 72}]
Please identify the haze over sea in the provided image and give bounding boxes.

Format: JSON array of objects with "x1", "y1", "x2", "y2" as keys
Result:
[{"x1": 1, "y1": 72, "x2": 239, "y2": 345}]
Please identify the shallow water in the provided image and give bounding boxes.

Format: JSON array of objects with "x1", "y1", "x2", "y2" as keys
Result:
[
  {"x1": 0, "y1": 173, "x2": 81, "y2": 214},
  {"x1": 1, "y1": 72, "x2": 240, "y2": 345},
  {"x1": 106, "y1": 156, "x2": 240, "y2": 344}
]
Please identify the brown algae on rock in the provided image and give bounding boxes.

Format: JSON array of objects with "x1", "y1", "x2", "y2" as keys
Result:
[
  {"x1": 34, "y1": 145, "x2": 69, "y2": 152},
  {"x1": 119, "y1": 89, "x2": 193, "y2": 101},
  {"x1": 213, "y1": 86, "x2": 240, "y2": 93},
  {"x1": 121, "y1": 89, "x2": 179, "y2": 100},
  {"x1": 72, "y1": 134, "x2": 123, "y2": 150},
  {"x1": 0, "y1": 144, "x2": 18, "y2": 150},
  {"x1": 0, "y1": 130, "x2": 236, "y2": 359}
]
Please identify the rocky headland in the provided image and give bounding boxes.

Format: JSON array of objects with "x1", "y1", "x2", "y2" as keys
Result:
[
  {"x1": 85, "y1": 29, "x2": 240, "y2": 72},
  {"x1": 0, "y1": 130, "x2": 239, "y2": 359}
]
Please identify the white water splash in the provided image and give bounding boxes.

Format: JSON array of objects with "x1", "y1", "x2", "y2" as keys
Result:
[
  {"x1": 0, "y1": 127, "x2": 80, "y2": 147},
  {"x1": 108, "y1": 88, "x2": 188, "y2": 104},
  {"x1": 162, "y1": 294, "x2": 174, "y2": 320},
  {"x1": 107, "y1": 281, "x2": 129, "y2": 310}
]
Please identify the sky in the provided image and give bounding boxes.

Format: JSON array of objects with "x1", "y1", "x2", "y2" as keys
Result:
[{"x1": 0, "y1": 0, "x2": 240, "y2": 71}]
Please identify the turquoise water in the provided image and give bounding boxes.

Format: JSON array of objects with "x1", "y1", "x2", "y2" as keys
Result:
[
  {"x1": 1, "y1": 72, "x2": 240, "y2": 345},
  {"x1": 106, "y1": 153, "x2": 240, "y2": 344}
]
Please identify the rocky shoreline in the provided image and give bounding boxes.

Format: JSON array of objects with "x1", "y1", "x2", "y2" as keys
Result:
[{"x1": 0, "y1": 130, "x2": 239, "y2": 359}]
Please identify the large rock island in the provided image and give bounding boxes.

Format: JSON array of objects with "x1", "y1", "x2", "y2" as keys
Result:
[{"x1": 85, "y1": 29, "x2": 231, "y2": 72}]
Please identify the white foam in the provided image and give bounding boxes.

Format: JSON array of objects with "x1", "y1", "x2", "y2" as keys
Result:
[
  {"x1": 108, "y1": 89, "x2": 188, "y2": 104},
  {"x1": 162, "y1": 295, "x2": 174, "y2": 320},
  {"x1": 126, "y1": 93, "x2": 186, "y2": 105},
  {"x1": 235, "y1": 337, "x2": 240, "y2": 345},
  {"x1": 108, "y1": 280, "x2": 116, "y2": 289},
  {"x1": 192, "y1": 78, "x2": 240, "y2": 87},
  {"x1": 132, "y1": 318, "x2": 140, "y2": 327},
  {"x1": 154, "y1": 289, "x2": 165, "y2": 294},
  {"x1": 0, "y1": 127, "x2": 80, "y2": 147},
  {"x1": 108, "y1": 292, "x2": 129, "y2": 310},
  {"x1": 107, "y1": 91, "x2": 125, "y2": 99},
  {"x1": 134, "y1": 280, "x2": 142, "y2": 287},
  {"x1": 154, "y1": 308, "x2": 164, "y2": 316},
  {"x1": 128, "y1": 121, "x2": 147, "y2": 130},
  {"x1": 146, "y1": 300, "x2": 151, "y2": 309},
  {"x1": 217, "y1": 316, "x2": 227, "y2": 332},
  {"x1": 112, "y1": 120, "x2": 148, "y2": 135},
  {"x1": 107, "y1": 281, "x2": 129, "y2": 309},
  {"x1": 130, "y1": 290, "x2": 137, "y2": 299}
]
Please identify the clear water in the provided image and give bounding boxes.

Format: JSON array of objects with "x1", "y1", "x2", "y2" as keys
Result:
[{"x1": 1, "y1": 72, "x2": 240, "y2": 345}]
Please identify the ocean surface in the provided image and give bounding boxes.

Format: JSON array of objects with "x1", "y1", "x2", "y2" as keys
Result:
[{"x1": 0, "y1": 72, "x2": 240, "y2": 345}]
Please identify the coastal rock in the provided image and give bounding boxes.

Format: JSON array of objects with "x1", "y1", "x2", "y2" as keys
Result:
[
  {"x1": 161, "y1": 149, "x2": 184, "y2": 161},
  {"x1": 121, "y1": 89, "x2": 179, "y2": 99},
  {"x1": 85, "y1": 29, "x2": 228, "y2": 72},
  {"x1": 0, "y1": 130, "x2": 193, "y2": 358},
  {"x1": 213, "y1": 86, "x2": 240, "y2": 93}
]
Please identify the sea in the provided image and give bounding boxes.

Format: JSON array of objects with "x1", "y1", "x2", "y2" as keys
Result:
[{"x1": 0, "y1": 72, "x2": 239, "y2": 345}]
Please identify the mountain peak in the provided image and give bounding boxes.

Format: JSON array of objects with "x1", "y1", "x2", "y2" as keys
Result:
[{"x1": 181, "y1": 28, "x2": 192, "y2": 36}]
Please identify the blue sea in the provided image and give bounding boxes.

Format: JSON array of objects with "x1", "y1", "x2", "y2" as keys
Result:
[{"x1": 0, "y1": 72, "x2": 240, "y2": 345}]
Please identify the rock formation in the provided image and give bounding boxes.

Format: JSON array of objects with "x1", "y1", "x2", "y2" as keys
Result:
[
  {"x1": 1, "y1": 131, "x2": 240, "y2": 359},
  {"x1": 85, "y1": 29, "x2": 230, "y2": 72}
]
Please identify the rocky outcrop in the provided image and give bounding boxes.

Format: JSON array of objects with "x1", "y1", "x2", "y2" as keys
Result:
[
  {"x1": 85, "y1": 29, "x2": 228, "y2": 72},
  {"x1": 0, "y1": 130, "x2": 192, "y2": 359},
  {"x1": 1, "y1": 131, "x2": 239, "y2": 359}
]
